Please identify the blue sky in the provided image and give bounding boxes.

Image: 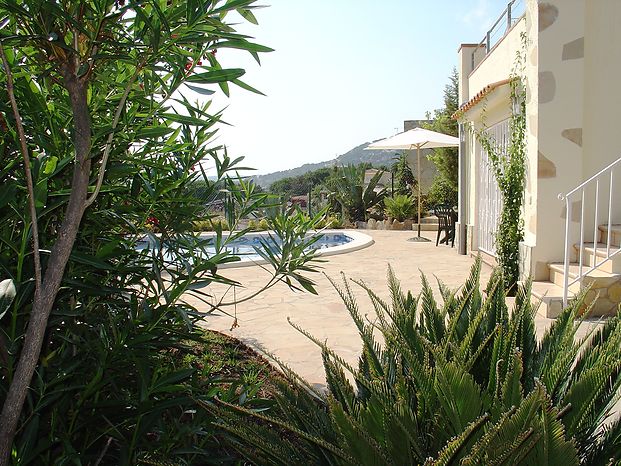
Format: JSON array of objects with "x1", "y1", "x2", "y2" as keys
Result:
[{"x1": 208, "y1": 0, "x2": 510, "y2": 175}]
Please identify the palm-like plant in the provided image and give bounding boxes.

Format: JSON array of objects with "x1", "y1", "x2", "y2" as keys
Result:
[
  {"x1": 384, "y1": 194, "x2": 416, "y2": 222},
  {"x1": 330, "y1": 165, "x2": 387, "y2": 223},
  {"x1": 212, "y1": 260, "x2": 621, "y2": 465}
]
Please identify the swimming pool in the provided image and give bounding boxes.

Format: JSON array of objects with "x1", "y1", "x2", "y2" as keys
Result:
[{"x1": 137, "y1": 230, "x2": 374, "y2": 269}]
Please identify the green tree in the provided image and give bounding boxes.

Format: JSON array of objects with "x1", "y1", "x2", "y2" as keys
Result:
[
  {"x1": 427, "y1": 174, "x2": 458, "y2": 208},
  {"x1": 0, "y1": 1, "x2": 321, "y2": 462},
  {"x1": 391, "y1": 152, "x2": 416, "y2": 195},
  {"x1": 424, "y1": 68, "x2": 459, "y2": 203},
  {"x1": 269, "y1": 167, "x2": 340, "y2": 199}
]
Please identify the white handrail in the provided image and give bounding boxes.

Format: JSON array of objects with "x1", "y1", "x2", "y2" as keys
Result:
[
  {"x1": 559, "y1": 157, "x2": 621, "y2": 201},
  {"x1": 559, "y1": 156, "x2": 621, "y2": 306}
]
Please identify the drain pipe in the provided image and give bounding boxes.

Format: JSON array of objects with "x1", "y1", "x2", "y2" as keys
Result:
[{"x1": 458, "y1": 123, "x2": 467, "y2": 255}]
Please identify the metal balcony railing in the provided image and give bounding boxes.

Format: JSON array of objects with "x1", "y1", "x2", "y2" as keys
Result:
[
  {"x1": 558, "y1": 157, "x2": 621, "y2": 306},
  {"x1": 471, "y1": 0, "x2": 526, "y2": 70}
]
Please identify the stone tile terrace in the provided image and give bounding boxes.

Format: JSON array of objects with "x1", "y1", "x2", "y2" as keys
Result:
[{"x1": 187, "y1": 230, "x2": 602, "y2": 388}]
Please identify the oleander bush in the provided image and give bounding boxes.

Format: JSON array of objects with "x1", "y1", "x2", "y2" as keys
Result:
[
  {"x1": 213, "y1": 260, "x2": 621, "y2": 465},
  {"x1": 0, "y1": 0, "x2": 323, "y2": 463}
]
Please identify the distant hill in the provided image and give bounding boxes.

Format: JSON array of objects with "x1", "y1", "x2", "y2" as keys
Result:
[{"x1": 252, "y1": 142, "x2": 400, "y2": 188}]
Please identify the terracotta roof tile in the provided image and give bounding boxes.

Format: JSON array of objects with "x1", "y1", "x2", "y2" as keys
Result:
[{"x1": 452, "y1": 78, "x2": 514, "y2": 120}]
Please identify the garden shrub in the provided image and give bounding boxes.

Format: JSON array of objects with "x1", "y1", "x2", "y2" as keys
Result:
[
  {"x1": 258, "y1": 218, "x2": 270, "y2": 231},
  {"x1": 427, "y1": 175, "x2": 458, "y2": 208},
  {"x1": 384, "y1": 194, "x2": 416, "y2": 222},
  {"x1": 192, "y1": 217, "x2": 230, "y2": 232},
  {"x1": 325, "y1": 215, "x2": 342, "y2": 228}
]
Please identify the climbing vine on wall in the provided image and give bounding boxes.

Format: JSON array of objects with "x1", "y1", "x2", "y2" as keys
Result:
[
  {"x1": 480, "y1": 82, "x2": 526, "y2": 292},
  {"x1": 463, "y1": 32, "x2": 528, "y2": 293}
]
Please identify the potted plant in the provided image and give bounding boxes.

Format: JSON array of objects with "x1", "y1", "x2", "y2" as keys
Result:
[{"x1": 384, "y1": 194, "x2": 416, "y2": 230}]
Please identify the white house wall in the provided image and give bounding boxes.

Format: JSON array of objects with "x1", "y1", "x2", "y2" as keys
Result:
[
  {"x1": 469, "y1": 20, "x2": 527, "y2": 101},
  {"x1": 458, "y1": 0, "x2": 621, "y2": 280},
  {"x1": 532, "y1": 0, "x2": 586, "y2": 279},
  {"x1": 523, "y1": 0, "x2": 538, "y2": 259},
  {"x1": 583, "y1": 2, "x2": 621, "y2": 227}
]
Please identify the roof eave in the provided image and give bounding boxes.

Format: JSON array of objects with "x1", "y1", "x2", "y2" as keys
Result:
[{"x1": 452, "y1": 77, "x2": 515, "y2": 120}]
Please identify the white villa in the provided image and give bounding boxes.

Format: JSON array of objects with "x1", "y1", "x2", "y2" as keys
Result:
[{"x1": 455, "y1": 0, "x2": 621, "y2": 317}]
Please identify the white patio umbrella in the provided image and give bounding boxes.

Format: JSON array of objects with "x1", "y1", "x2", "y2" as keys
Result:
[{"x1": 366, "y1": 127, "x2": 459, "y2": 241}]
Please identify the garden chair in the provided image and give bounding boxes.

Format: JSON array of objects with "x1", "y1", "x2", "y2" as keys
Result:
[{"x1": 434, "y1": 205, "x2": 457, "y2": 247}]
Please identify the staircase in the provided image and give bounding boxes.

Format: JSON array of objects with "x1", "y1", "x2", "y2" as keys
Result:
[
  {"x1": 533, "y1": 157, "x2": 621, "y2": 318},
  {"x1": 533, "y1": 224, "x2": 621, "y2": 318}
]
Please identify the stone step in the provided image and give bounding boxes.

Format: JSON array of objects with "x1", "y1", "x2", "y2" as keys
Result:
[
  {"x1": 531, "y1": 280, "x2": 571, "y2": 318},
  {"x1": 548, "y1": 263, "x2": 583, "y2": 293},
  {"x1": 573, "y1": 242, "x2": 621, "y2": 273},
  {"x1": 532, "y1": 278, "x2": 621, "y2": 318},
  {"x1": 546, "y1": 263, "x2": 621, "y2": 317},
  {"x1": 361, "y1": 217, "x2": 440, "y2": 231},
  {"x1": 548, "y1": 262, "x2": 620, "y2": 287},
  {"x1": 414, "y1": 221, "x2": 440, "y2": 229},
  {"x1": 599, "y1": 224, "x2": 621, "y2": 248}
]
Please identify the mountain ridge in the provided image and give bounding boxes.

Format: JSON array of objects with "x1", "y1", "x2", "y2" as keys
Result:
[{"x1": 252, "y1": 142, "x2": 399, "y2": 188}]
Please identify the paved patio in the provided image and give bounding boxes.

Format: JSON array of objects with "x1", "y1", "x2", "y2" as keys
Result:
[{"x1": 188, "y1": 229, "x2": 602, "y2": 389}]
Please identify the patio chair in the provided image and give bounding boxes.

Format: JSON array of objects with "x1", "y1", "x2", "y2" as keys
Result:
[{"x1": 434, "y1": 206, "x2": 457, "y2": 247}]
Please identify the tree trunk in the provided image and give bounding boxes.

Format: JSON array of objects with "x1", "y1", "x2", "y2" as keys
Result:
[{"x1": 0, "y1": 74, "x2": 92, "y2": 465}]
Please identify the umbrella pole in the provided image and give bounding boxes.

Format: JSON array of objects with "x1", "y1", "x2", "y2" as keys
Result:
[
  {"x1": 407, "y1": 144, "x2": 429, "y2": 242},
  {"x1": 417, "y1": 145, "x2": 421, "y2": 238}
]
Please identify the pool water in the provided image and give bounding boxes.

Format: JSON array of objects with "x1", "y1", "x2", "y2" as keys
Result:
[
  {"x1": 202, "y1": 232, "x2": 353, "y2": 258},
  {"x1": 136, "y1": 232, "x2": 354, "y2": 265}
]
